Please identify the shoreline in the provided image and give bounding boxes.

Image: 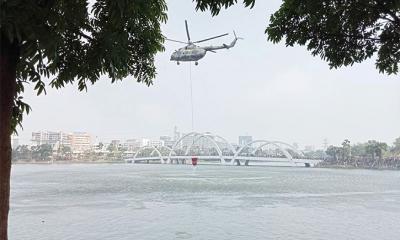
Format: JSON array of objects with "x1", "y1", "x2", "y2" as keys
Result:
[
  {"x1": 12, "y1": 161, "x2": 400, "y2": 170},
  {"x1": 316, "y1": 164, "x2": 400, "y2": 171},
  {"x1": 13, "y1": 160, "x2": 125, "y2": 164}
]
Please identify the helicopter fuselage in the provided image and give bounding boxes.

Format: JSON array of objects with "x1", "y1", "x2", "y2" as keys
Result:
[
  {"x1": 166, "y1": 20, "x2": 241, "y2": 65},
  {"x1": 170, "y1": 45, "x2": 206, "y2": 62}
]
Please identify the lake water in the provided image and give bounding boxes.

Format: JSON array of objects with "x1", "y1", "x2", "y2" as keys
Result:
[{"x1": 9, "y1": 164, "x2": 400, "y2": 240}]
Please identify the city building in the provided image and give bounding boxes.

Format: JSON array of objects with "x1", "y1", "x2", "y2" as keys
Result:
[
  {"x1": 140, "y1": 138, "x2": 150, "y2": 147},
  {"x1": 31, "y1": 131, "x2": 91, "y2": 152},
  {"x1": 160, "y1": 136, "x2": 175, "y2": 148},
  {"x1": 123, "y1": 139, "x2": 141, "y2": 150},
  {"x1": 238, "y1": 135, "x2": 253, "y2": 146},
  {"x1": 32, "y1": 131, "x2": 71, "y2": 146},
  {"x1": 148, "y1": 140, "x2": 163, "y2": 148},
  {"x1": 70, "y1": 132, "x2": 92, "y2": 152},
  {"x1": 110, "y1": 140, "x2": 120, "y2": 147}
]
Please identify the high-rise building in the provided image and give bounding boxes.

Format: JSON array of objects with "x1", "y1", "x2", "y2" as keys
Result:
[
  {"x1": 70, "y1": 132, "x2": 92, "y2": 152},
  {"x1": 31, "y1": 131, "x2": 47, "y2": 146},
  {"x1": 31, "y1": 131, "x2": 91, "y2": 152},
  {"x1": 238, "y1": 136, "x2": 253, "y2": 146},
  {"x1": 32, "y1": 131, "x2": 71, "y2": 146}
]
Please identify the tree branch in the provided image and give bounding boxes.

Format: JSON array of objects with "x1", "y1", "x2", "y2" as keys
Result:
[{"x1": 78, "y1": 31, "x2": 93, "y2": 41}]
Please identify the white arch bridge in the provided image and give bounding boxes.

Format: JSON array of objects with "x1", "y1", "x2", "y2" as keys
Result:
[{"x1": 125, "y1": 132, "x2": 322, "y2": 167}]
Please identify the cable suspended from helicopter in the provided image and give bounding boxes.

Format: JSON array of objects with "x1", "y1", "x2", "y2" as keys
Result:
[{"x1": 165, "y1": 20, "x2": 242, "y2": 65}]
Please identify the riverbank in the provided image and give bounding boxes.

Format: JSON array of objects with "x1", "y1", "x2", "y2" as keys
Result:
[
  {"x1": 12, "y1": 160, "x2": 400, "y2": 170},
  {"x1": 316, "y1": 158, "x2": 400, "y2": 170},
  {"x1": 12, "y1": 160, "x2": 125, "y2": 164}
]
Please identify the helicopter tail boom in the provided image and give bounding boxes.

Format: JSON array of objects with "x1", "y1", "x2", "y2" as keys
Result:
[{"x1": 203, "y1": 31, "x2": 242, "y2": 51}]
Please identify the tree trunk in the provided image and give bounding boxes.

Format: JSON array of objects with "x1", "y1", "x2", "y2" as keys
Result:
[{"x1": 0, "y1": 34, "x2": 19, "y2": 240}]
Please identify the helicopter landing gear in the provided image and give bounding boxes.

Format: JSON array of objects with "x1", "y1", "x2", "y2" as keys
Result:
[
  {"x1": 177, "y1": 61, "x2": 180, "y2": 65},
  {"x1": 195, "y1": 61, "x2": 198, "y2": 66}
]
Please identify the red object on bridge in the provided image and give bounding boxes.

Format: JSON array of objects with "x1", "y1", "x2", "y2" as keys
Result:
[{"x1": 191, "y1": 157, "x2": 198, "y2": 166}]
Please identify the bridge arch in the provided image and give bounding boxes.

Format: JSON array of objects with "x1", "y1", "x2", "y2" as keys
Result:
[
  {"x1": 203, "y1": 132, "x2": 236, "y2": 155},
  {"x1": 150, "y1": 145, "x2": 173, "y2": 156},
  {"x1": 183, "y1": 134, "x2": 224, "y2": 160},
  {"x1": 231, "y1": 140, "x2": 294, "y2": 165},
  {"x1": 134, "y1": 146, "x2": 164, "y2": 163},
  {"x1": 251, "y1": 141, "x2": 304, "y2": 158},
  {"x1": 168, "y1": 132, "x2": 225, "y2": 164},
  {"x1": 269, "y1": 141, "x2": 304, "y2": 157}
]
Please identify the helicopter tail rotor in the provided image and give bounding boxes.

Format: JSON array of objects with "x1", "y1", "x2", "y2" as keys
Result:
[
  {"x1": 233, "y1": 31, "x2": 243, "y2": 40},
  {"x1": 185, "y1": 20, "x2": 191, "y2": 43}
]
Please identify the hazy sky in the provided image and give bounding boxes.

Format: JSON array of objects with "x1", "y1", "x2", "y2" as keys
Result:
[{"x1": 17, "y1": 0, "x2": 400, "y2": 148}]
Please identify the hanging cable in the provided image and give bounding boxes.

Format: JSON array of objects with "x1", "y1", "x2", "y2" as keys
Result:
[{"x1": 189, "y1": 62, "x2": 194, "y2": 131}]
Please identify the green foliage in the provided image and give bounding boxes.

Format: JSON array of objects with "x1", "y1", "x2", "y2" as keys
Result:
[
  {"x1": 12, "y1": 145, "x2": 31, "y2": 161},
  {"x1": 341, "y1": 139, "x2": 351, "y2": 160},
  {"x1": 393, "y1": 137, "x2": 400, "y2": 153},
  {"x1": 31, "y1": 144, "x2": 53, "y2": 161},
  {"x1": 366, "y1": 140, "x2": 388, "y2": 160},
  {"x1": 1, "y1": 0, "x2": 168, "y2": 131},
  {"x1": 60, "y1": 145, "x2": 72, "y2": 154},
  {"x1": 194, "y1": 0, "x2": 255, "y2": 16},
  {"x1": 351, "y1": 143, "x2": 368, "y2": 157},
  {"x1": 266, "y1": 0, "x2": 400, "y2": 74},
  {"x1": 327, "y1": 139, "x2": 390, "y2": 162},
  {"x1": 107, "y1": 143, "x2": 118, "y2": 153},
  {"x1": 326, "y1": 145, "x2": 341, "y2": 160}
]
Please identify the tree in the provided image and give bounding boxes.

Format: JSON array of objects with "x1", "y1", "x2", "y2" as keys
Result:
[
  {"x1": 60, "y1": 145, "x2": 72, "y2": 160},
  {"x1": 1, "y1": 1, "x2": 168, "y2": 237},
  {"x1": 366, "y1": 140, "x2": 378, "y2": 160},
  {"x1": 266, "y1": 0, "x2": 400, "y2": 74},
  {"x1": 107, "y1": 143, "x2": 118, "y2": 153},
  {"x1": 351, "y1": 143, "x2": 368, "y2": 158},
  {"x1": 366, "y1": 140, "x2": 388, "y2": 167},
  {"x1": 31, "y1": 144, "x2": 53, "y2": 161},
  {"x1": 326, "y1": 145, "x2": 341, "y2": 162},
  {"x1": 375, "y1": 142, "x2": 388, "y2": 160},
  {"x1": 341, "y1": 139, "x2": 351, "y2": 161},
  {"x1": 97, "y1": 142, "x2": 104, "y2": 151},
  {"x1": 11, "y1": 145, "x2": 31, "y2": 161},
  {"x1": 393, "y1": 137, "x2": 400, "y2": 154},
  {"x1": 197, "y1": 0, "x2": 400, "y2": 74}
]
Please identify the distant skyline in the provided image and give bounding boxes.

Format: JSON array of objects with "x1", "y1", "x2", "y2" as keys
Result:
[{"x1": 16, "y1": 0, "x2": 400, "y2": 148}]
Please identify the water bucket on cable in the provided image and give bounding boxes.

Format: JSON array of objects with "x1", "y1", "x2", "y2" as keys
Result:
[{"x1": 191, "y1": 157, "x2": 198, "y2": 166}]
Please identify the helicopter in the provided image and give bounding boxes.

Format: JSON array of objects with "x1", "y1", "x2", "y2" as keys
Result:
[{"x1": 165, "y1": 20, "x2": 242, "y2": 65}]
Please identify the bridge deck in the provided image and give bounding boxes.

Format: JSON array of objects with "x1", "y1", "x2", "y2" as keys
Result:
[{"x1": 125, "y1": 155, "x2": 322, "y2": 166}]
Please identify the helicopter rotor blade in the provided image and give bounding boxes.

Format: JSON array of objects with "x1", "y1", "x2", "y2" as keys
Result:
[
  {"x1": 165, "y1": 38, "x2": 187, "y2": 44},
  {"x1": 185, "y1": 20, "x2": 191, "y2": 42},
  {"x1": 193, "y1": 33, "x2": 229, "y2": 43}
]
